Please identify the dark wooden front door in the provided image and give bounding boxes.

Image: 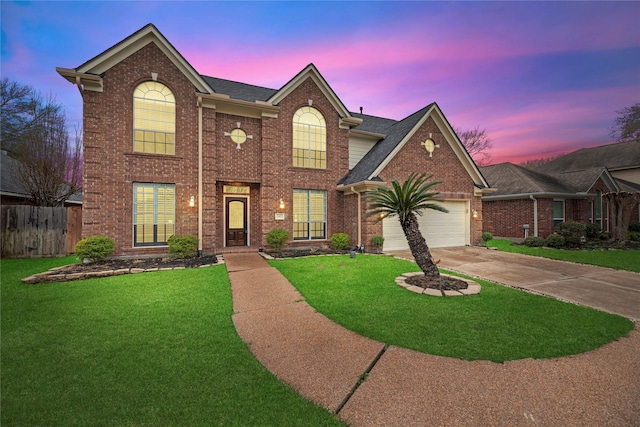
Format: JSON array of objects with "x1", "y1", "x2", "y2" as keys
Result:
[{"x1": 226, "y1": 198, "x2": 247, "y2": 246}]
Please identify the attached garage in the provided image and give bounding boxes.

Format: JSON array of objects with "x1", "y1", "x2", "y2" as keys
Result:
[{"x1": 383, "y1": 200, "x2": 469, "y2": 251}]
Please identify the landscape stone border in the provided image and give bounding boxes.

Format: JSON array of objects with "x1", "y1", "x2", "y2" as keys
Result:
[
  {"x1": 21, "y1": 256, "x2": 225, "y2": 285},
  {"x1": 395, "y1": 272, "x2": 481, "y2": 296}
]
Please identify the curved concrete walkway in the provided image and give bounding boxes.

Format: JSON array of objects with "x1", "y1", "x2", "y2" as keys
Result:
[{"x1": 225, "y1": 253, "x2": 639, "y2": 426}]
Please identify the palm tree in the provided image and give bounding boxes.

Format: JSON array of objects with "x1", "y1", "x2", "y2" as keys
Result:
[{"x1": 365, "y1": 173, "x2": 448, "y2": 282}]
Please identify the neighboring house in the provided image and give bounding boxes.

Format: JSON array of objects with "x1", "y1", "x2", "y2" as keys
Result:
[
  {"x1": 1, "y1": 150, "x2": 82, "y2": 207},
  {"x1": 56, "y1": 24, "x2": 492, "y2": 257},
  {"x1": 481, "y1": 140, "x2": 640, "y2": 239}
]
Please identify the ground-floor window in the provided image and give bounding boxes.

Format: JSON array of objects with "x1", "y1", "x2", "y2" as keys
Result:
[
  {"x1": 553, "y1": 199, "x2": 565, "y2": 227},
  {"x1": 293, "y1": 189, "x2": 326, "y2": 240},
  {"x1": 133, "y1": 183, "x2": 175, "y2": 246}
]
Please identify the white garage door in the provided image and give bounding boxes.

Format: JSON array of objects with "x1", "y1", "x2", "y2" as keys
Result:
[{"x1": 383, "y1": 201, "x2": 468, "y2": 251}]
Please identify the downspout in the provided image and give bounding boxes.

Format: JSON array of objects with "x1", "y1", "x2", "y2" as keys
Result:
[
  {"x1": 351, "y1": 186, "x2": 362, "y2": 246},
  {"x1": 197, "y1": 96, "x2": 203, "y2": 256},
  {"x1": 529, "y1": 195, "x2": 538, "y2": 237}
]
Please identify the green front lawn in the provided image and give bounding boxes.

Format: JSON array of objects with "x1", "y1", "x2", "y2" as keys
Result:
[
  {"x1": 487, "y1": 239, "x2": 640, "y2": 272},
  {"x1": 269, "y1": 255, "x2": 633, "y2": 363},
  {"x1": 1, "y1": 257, "x2": 342, "y2": 426}
]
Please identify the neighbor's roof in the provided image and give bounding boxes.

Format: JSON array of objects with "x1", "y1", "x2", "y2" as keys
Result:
[
  {"x1": 535, "y1": 140, "x2": 640, "y2": 173},
  {"x1": 480, "y1": 162, "x2": 620, "y2": 199},
  {"x1": 1, "y1": 151, "x2": 82, "y2": 203},
  {"x1": 1, "y1": 152, "x2": 27, "y2": 197},
  {"x1": 481, "y1": 162, "x2": 568, "y2": 196}
]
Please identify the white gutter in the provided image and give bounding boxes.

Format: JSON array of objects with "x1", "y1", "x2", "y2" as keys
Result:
[
  {"x1": 529, "y1": 195, "x2": 538, "y2": 237},
  {"x1": 197, "y1": 96, "x2": 203, "y2": 255},
  {"x1": 351, "y1": 186, "x2": 362, "y2": 246}
]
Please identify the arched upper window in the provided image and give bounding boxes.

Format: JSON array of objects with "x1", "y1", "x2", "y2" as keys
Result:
[
  {"x1": 133, "y1": 82, "x2": 175, "y2": 155},
  {"x1": 293, "y1": 106, "x2": 326, "y2": 169}
]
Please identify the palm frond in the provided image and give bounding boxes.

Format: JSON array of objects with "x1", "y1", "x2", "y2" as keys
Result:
[{"x1": 364, "y1": 173, "x2": 448, "y2": 224}]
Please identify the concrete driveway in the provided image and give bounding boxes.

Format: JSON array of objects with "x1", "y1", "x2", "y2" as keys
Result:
[{"x1": 390, "y1": 246, "x2": 640, "y2": 321}]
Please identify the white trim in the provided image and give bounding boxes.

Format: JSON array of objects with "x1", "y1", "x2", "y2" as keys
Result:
[{"x1": 223, "y1": 194, "x2": 250, "y2": 247}]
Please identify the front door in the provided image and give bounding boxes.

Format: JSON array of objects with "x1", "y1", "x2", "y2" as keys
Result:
[{"x1": 226, "y1": 198, "x2": 247, "y2": 246}]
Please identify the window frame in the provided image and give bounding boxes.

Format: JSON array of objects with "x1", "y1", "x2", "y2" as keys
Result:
[
  {"x1": 292, "y1": 106, "x2": 327, "y2": 169},
  {"x1": 293, "y1": 189, "x2": 327, "y2": 241},
  {"x1": 133, "y1": 182, "x2": 176, "y2": 247},
  {"x1": 553, "y1": 199, "x2": 565, "y2": 227},
  {"x1": 133, "y1": 81, "x2": 176, "y2": 155}
]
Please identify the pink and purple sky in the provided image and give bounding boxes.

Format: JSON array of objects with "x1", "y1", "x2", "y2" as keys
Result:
[{"x1": 2, "y1": 1, "x2": 639, "y2": 165}]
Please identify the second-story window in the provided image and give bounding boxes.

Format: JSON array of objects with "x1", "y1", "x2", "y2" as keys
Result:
[
  {"x1": 293, "y1": 106, "x2": 326, "y2": 169},
  {"x1": 133, "y1": 82, "x2": 175, "y2": 155}
]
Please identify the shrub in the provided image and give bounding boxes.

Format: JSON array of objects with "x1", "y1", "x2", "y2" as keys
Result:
[
  {"x1": 523, "y1": 236, "x2": 545, "y2": 247},
  {"x1": 167, "y1": 234, "x2": 198, "y2": 259},
  {"x1": 545, "y1": 233, "x2": 565, "y2": 248},
  {"x1": 629, "y1": 223, "x2": 640, "y2": 233},
  {"x1": 75, "y1": 235, "x2": 115, "y2": 261},
  {"x1": 554, "y1": 221, "x2": 586, "y2": 246},
  {"x1": 330, "y1": 233, "x2": 350, "y2": 250},
  {"x1": 371, "y1": 235, "x2": 384, "y2": 253},
  {"x1": 629, "y1": 231, "x2": 640, "y2": 242},
  {"x1": 481, "y1": 232, "x2": 493, "y2": 244},
  {"x1": 266, "y1": 228, "x2": 290, "y2": 252},
  {"x1": 584, "y1": 222, "x2": 602, "y2": 239},
  {"x1": 599, "y1": 232, "x2": 611, "y2": 240}
]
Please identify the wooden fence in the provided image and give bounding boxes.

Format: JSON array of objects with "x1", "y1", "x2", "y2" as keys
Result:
[{"x1": 1, "y1": 205, "x2": 82, "y2": 258}]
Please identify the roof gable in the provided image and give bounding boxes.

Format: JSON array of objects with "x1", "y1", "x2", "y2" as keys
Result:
[
  {"x1": 58, "y1": 24, "x2": 212, "y2": 94},
  {"x1": 341, "y1": 103, "x2": 490, "y2": 190},
  {"x1": 268, "y1": 64, "x2": 352, "y2": 119}
]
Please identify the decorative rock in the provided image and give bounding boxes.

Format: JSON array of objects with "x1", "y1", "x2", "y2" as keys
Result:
[
  {"x1": 130, "y1": 268, "x2": 145, "y2": 274},
  {"x1": 94, "y1": 270, "x2": 114, "y2": 277},
  {"x1": 394, "y1": 272, "x2": 481, "y2": 297},
  {"x1": 443, "y1": 290, "x2": 462, "y2": 297}
]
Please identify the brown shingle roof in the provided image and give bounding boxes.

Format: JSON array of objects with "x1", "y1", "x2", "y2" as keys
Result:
[{"x1": 535, "y1": 140, "x2": 640, "y2": 173}]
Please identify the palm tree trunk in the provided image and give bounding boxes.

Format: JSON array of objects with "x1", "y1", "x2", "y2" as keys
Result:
[{"x1": 400, "y1": 212, "x2": 440, "y2": 280}]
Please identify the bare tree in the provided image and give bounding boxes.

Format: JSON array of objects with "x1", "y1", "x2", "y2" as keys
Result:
[
  {"x1": 609, "y1": 103, "x2": 640, "y2": 143},
  {"x1": 455, "y1": 126, "x2": 493, "y2": 166},
  {"x1": 1, "y1": 77, "x2": 61, "y2": 152},
  {"x1": 5, "y1": 78, "x2": 82, "y2": 206},
  {"x1": 603, "y1": 191, "x2": 640, "y2": 242}
]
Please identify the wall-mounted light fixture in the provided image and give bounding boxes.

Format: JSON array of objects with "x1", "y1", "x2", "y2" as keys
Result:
[
  {"x1": 279, "y1": 198, "x2": 285, "y2": 209},
  {"x1": 189, "y1": 196, "x2": 195, "y2": 207},
  {"x1": 472, "y1": 209, "x2": 478, "y2": 219}
]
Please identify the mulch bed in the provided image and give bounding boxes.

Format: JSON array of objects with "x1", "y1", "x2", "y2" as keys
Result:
[
  {"x1": 56, "y1": 255, "x2": 219, "y2": 274},
  {"x1": 265, "y1": 248, "x2": 349, "y2": 258},
  {"x1": 405, "y1": 275, "x2": 469, "y2": 291}
]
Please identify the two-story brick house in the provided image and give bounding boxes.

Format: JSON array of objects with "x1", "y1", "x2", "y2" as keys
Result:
[{"x1": 57, "y1": 24, "x2": 492, "y2": 257}]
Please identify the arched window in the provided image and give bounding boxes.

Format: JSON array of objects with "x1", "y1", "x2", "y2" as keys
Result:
[
  {"x1": 293, "y1": 106, "x2": 326, "y2": 169},
  {"x1": 133, "y1": 82, "x2": 175, "y2": 155}
]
